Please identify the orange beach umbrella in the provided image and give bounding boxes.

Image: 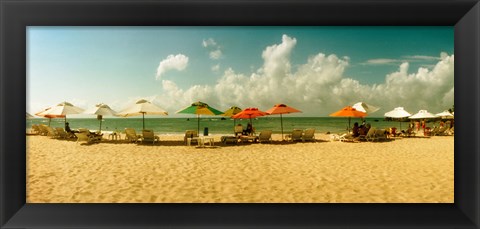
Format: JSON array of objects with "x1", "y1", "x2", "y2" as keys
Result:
[
  {"x1": 265, "y1": 104, "x2": 301, "y2": 140},
  {"x1": 329, "y1": 106, "x2": 367, "y2": 131}
]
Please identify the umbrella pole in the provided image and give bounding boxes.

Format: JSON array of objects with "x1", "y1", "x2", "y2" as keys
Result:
[
  {"x1": 280, "y1": 114, "x2": 284, "y2": 140},
  {"x1": 48, "y1": 118, "x2": 51, "y2": 127},
  {"x1": 197, "y1": 114, "x2": 200, "y2": 134},
  {"x1": 348, "y1": 117, "x2": 351, "y2": 132},
  {"x1": 99, "y1": 119, "x2": 102, "y2": 132},
  {"x1": 142, "y1": 113, "x2": 145, "y2": 130}
]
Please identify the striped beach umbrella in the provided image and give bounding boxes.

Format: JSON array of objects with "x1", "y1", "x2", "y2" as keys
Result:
[{"x1": 176, "y1": 101, "x2": 224, "y2": 134}]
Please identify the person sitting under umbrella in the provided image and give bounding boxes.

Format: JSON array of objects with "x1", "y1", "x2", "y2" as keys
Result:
[
  {"x1": 243, "y1": 123, "x2": 254, "y2": 136},
  {"x1": 65, "y1": 122, "x2": 79, "y2": 138}
]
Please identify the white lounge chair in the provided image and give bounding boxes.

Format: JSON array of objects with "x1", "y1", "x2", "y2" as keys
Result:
[
  {"x1": 184, "y1": 130, "x2": 199, "y2": 145},
  {"x1": 302, "y1": 129, "x2": 316, "y2": 142},
  {"x1": 141, "y1": 129, "x2": 160, "y2": 144},
  {"x1": 258, "y1": 130, "x2": 272, "y2": 143},
  {"x1": 125, "y1": 128, "x2": 141, "y2": 143},
  {"x1": 285, "y1": 129, "x2": 303, "y2": 142}
]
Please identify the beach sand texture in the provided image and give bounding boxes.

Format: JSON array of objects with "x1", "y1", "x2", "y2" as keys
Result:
[{"x1": 26, "y1": 134, "x2": 453, "y2": 203}]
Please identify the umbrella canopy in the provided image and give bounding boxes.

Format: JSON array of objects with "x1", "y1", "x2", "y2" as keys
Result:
[
  {"x1": 222, "y1": 106, "x2": 243, "y2": 117},
  {"x1": 38, "y1": 102, "x2": 84, "y2": 125},
  {"x1": 384, "y1": 107, "x2": 412, "y2": 118},
  {"x1": 176, "y1": 101, "x2": 224, "y2": 134},
  {"x1": 352, "y1": 102, "x2": 380, "y2": 114},
  {"x1": 329, "y1": 106, "x2": 367, "y2": 131},
  {"x1": 117, "y1": 99, "x2": 168, "y2": 129},
  {"x1": 409, "y1": 110, "x2": 437, "y2": 119},
  {"x1": 222, "y1": 106, "x2": 243, "y2": 133},
  {"x1": 384, "y1": 107, "x2": 412, "y2": 129},
  {"x1": 26, "y1": 113, "x2": 34, "y2": 119},
  {"x1": 435, "y1": 110, "x2": 454, "y2": 119},
  {"x1": 35, "y1": 107, "x2": 66, "y2": 126},
  {"x1": 232, "y1": 107, "x2": 268, "y2": 123},
  {"x1": 265, "y1": 104, "x2": 302, "y2": 140},
  {"x1": 84, "y1": 103, "x2": 118, "y2": 131}
]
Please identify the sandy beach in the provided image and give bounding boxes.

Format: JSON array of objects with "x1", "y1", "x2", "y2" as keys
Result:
[{"x1": 26, "y1": 133, "x2": 454, "y2": 203}]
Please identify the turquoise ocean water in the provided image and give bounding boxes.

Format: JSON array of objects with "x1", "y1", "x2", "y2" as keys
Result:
[{"x1": 27, "y1": 117, "x2": 412, "y2": 135}]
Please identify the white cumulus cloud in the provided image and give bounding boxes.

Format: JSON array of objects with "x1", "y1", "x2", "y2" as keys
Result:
[
  {"x1": 153, "y1": 35, "x2": 454, "y2": 116},
  {"x1": 155, "y1": 54, "x2": 189, "y2": 80}
]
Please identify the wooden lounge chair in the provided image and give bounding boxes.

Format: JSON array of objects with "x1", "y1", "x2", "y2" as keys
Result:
[
  {"x1": 38, "y1": 124, "x2": 49, "y2": 136},
  {"x1": 31, "y1": 124, "x2": 41, "y2": 135},
  {"x1": 55, "y1": 127, "x2": 68, "y2": 139},
  {"x1": 258, "y1": 130, "x2": 272, "y2": 143},
  {"x1": 302, "y1": 128, "x2": 316, "y2": 142},
  {"x1": 125, "y1": 128, "x2": 141, "y2": 143},
  {"x1": 74, "y1": 132, "x2": 101, "y2": 144},
  {"x1": 285, "y1": 129, "x2": 303, "y2": 142},
  {"x1": 78, "y1": 128, "x2": 103, "y2": 142},
  {"x1": 184, "y1": 130, "x2": 199, "y2": 145},
  {"x1": 46, "y1": 126, "x2": 59, "y2": 138},
  {"x1": 141, "y1": 129, "x2": 160, "y2": 144}
]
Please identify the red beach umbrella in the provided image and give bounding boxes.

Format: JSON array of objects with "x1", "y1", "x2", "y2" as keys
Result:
[
  {"x1": 232, "y1": 107, "x2": 267, "y2": 125},
  {"x1": 35, "y1": 107, "x2": 66, "y2": 126},
  {"x1": 329, "y1": 106, "x2": 367, "y2": 131},
  {"x1": 265, "y1": 104, "x2": 301, "y2": 140}
]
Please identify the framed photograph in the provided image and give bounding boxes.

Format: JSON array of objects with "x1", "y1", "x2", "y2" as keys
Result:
[{"x1": 1, "y1": 0, "x2": 479, "y2": 228}]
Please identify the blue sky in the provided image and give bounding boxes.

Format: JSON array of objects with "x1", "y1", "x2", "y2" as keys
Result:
[{"x1": 27, "y1": 26, "x2": 454, "y2": 117}]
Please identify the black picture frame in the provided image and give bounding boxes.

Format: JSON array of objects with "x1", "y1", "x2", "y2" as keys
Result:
[{"x1": 1, "y1": 0, "x2": 479, "y2": 228}]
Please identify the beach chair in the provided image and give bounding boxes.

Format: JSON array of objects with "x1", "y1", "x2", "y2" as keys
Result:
[
  {"x1": 55, "y1": 127, "x2": 68, "y2": 139},
  {"x1": 141, "y1": 129, "x2": 160, "y2": 144},
  {"x1": 339, "y1": 133, "x2": 359, "y2": 142},
  {"x1": 79, "y1": 128, "x2": 103, "y2": 142},
  {"x1": 125, "y1": 128, "x2": 141, "y2": 143},
  {"x1": 74, "y1": 131, "x2": 101, "y2": 144},
  {"x1": 38, "y1": 124, "x2": 49, "y2": 136},
  {"x1": 302, "y1": 128, "x2": 316, "y2": 142},
  {"x1": 184, "y1": 130, "x2": 199, "y2": 145},
  {"x1": 258, "y1": 130, "x2": 272, "y2": 143},
  {"x1": 31, "y1": 124, "x2": 41, "y2": 135},
  {"x1": 234, "y1": 124, "x2": 243, "y2": 137},
  {"x1": 375, "y1": 129, "x2": 388, "y2": 141},
  {"x1": 363, "y1": 127, "x2": 377, "y2": 142},
  {"x1": 45, "y1": 126, "x2": 59, "y2": 138},
  {"x1": 285, "y1": 129, "x2": 303, "y2": 142}
]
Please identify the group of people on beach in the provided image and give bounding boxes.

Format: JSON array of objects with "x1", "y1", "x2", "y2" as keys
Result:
[{"x1": 351, "y1": 121, "x2": 371, "y2": 138}]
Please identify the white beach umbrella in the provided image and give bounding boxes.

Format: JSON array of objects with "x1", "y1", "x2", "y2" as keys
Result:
[
  {"x1": 40, "y1": 101, "x2": 85, "y2": 125},
  {"x1": 352, "y1": 102, "x2": 380, "y2": 114},
  {"x1": 117, "y1": 99, "x2": 168, "y2": 130},
  {"x1": 84, "y1": 103, "x2": 118, "y2": 131},
  {"x1": 435, "y1": 110, "x2": 454, "y2": 119},
  {"x1": 26, "y1": 113, "x2": 34, "y2": 119},
  {"x1": 408, "y1": 110, "x2": 437, "y2": 119},
  {"x1": 384, "y1": 107, "x2": 412, "y2": 129}
]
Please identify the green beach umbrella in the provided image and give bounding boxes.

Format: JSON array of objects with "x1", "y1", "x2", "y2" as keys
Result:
[{"x1": 176, "y1": 101, "x2": 224, "y2": 134}]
